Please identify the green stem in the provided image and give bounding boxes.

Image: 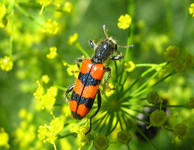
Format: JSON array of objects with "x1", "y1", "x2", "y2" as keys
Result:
[
  {"x1": 142, "y1": 104, "x2": 186, "y2": 108},
  {"x1": 118, "y1": 0, "x2": 135, "y2": 88},
  {"x1": 75, "y1": 42, "x2": 90, "y2": 58},
  {"x1": 125, "y1": 0, "x2": 135, "y2": 61},
  {"x1": 55, "y1": 85, "x2": 67, "y2": 91},
  {"x1": 130, "y1": 69, "x2": 161, "y2": 97},
  {"x1": 10, "y1": 0, "x2": 15, "y2": 58},
  {"x1": 133, "y1": 72, "x2": 174, "y2": 97},
  {"x1": 135, "y1": 63, "x2": 159, "y2": 67},
  {"x1": 122, "y1": 62, "x2": 167, "y2": 96},
  {"x1": 15, "y1": 3, "x2": 43, "y2": 27}
]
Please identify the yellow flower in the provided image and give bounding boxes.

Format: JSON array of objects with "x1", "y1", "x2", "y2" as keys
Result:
[
  {"x1": 63, "y1": 1, "x2": 73, "y2": 13},
  {"x1": 189, "y1": 3, "x2": 194, "y2": 17},
  {"x1": 40, "y1": 89, "x2": 56, "y2": 111},
  {"x1": 43, "y1": 19, "x2": 59, "y2": 35},
  {"x1": 67, "y1": 64, "x2": 79, "y2": 78},
  {"x1": 124, "y1": 61, "x2": 135, "y2": 72},
  {"x1": 38, "y1": 117, "x2": 64, "y2": 148},
  {"x1": 0, "y1": 3, "x2": 7, "y2": 28},
  {"x1": 67, "y1": 33, "x2": 78, "y2": 45},
  {"x1": 37, "y1": 0, "x2": 52, "y2": 15},
  {"x1": 19, "y1": 108, "x2": 27, "y2": 119},
  {"x1": 0, "y1": 128, "x2": 9, "y2": 148},
  {"x1": 0, "y1": 56, "x2": 13, "y2": 71},
  {"x1": 41, "y1": 74, "x2": 50, "y2": 84},
  {"x1": 52, "y1": 0, "x2": 64, "y2": 7},
  {"x1": 40, "y1": 86, "x2": 58, "y2": 111},
  {"x1": 50, "y1": 117, "x2": 65, "y2": 134},
  {"x1": 77, "y1": 125, "x2": 90, "y2": 146},
  {"x1": 47, "y1": 47, "x2": 58, "y2": 59},
  {"x1": 37, "y1": 0, "x2": 52, "y2": 7},
  {"x1": 117, "y1": 14, "x2": 132, "y2": 30},
  {"x1": 104, "y1": 83, "x2": 115, "y2": 97},
  {"x1": 164, "y1": 45, "x2": 179, "y2": 61},
  {"x1": 33, "y1": 81, "x2": 44, "y2": 101}
]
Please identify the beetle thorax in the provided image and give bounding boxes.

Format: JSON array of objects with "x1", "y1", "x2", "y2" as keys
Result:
[{"x1": 92, "y1": 38, "x2": 117, "y2": 64}]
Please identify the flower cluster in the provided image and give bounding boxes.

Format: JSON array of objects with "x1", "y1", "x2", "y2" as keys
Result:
[
  {"x1": 37, "y1": 0, "x2": 72, "y2": 14},
  {"x1": 38, "y1": 116, "x2": 65, "y2": 149},
  {"x1": 33, "y1": 75, "x2": 58, "y2": 112},
  {"x1": 63, "y1": 1, "x2": 73, "y2": 13},
  {"x1": 0, "y1": 3, "x2": 7, "y2": 28},
  {"x1": 63, "y1": 61, "x2": 79, "y2": 78},
  {"x1": 149, "y1": 109, "x2": 167, "y2": 127},
  {"x1": 189, "y1": 3, "x2": 194, "y2": 17},
  {"x1": 43, "y1": 19, "x2": 59, "y2": 35},
  {"x1": 76, "y1": 124, "x2": 90, "y2": 147},
  {"x1": 47, "y1": 47, "x2": 58, "y2": 59},
  {"x1": 164, "y1": 45, "x2": 193, "y2": 72},
  {"x1": 0, "y1": 128, "x2": 9, "y2": 148},
  {"x1": 0, "y1": 56, "x2": 13, "y2": 71},
  {"x1": 117, "y1": 14, "x2": 132, "y2": 30},
  {"x1": 124, "y1": 61, "x2": 136, "y2": 72},
  {"x1": 15, "y1": 109, "x2": 36, "y2": 149},
  {"x1": 67, "y1": 33, "x2": 78, "y2": 45}
]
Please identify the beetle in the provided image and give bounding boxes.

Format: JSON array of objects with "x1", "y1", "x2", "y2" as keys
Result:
[{"x1": 65, "y1": 25, "x2": 133, "y2": 134}]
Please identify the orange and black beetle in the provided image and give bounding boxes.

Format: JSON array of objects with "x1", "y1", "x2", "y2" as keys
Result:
[{"x1": 66, "y1": 25, "x2": 133, "y2": 134}]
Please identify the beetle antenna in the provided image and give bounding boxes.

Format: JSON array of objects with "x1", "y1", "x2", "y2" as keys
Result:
[
  {"x1": 103, "y1": 25, "x2": 109, "y2": 39},
  {"x1": 118, "y1": 45, "x2": 134, "y2": 48}
]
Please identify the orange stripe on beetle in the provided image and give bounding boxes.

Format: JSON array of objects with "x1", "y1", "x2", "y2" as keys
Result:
[
  {"x1": 73, "y1": 79, "x2": 84, "y2": 95},
  {"x1": 80, "y1": 59, "x2": 93, "y2": 74},
  {"x1": 82, "y1": 85, "x2": 99, "y2": 99},
  {"x1": 77, "y1": 104, "x2": 90, "y2": 117},
  {"x1": 70, "y1": 100, "x2": 77, "y2": 112},
  {"x1": 90, "y1": 64, "x2": 105, "y2": 80}
]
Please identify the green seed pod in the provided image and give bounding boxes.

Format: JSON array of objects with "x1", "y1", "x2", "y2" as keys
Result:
[
  {"x1": 93, "y1": 134, "x2": 109, "y2": 150},
  {"x1": 174, "y1": 123, "x2": 189, "y2": 140},
  {"x1": 117, "y1": 131, "x2": 131, "y2": 145},
  {"x1": 150, "y1": 109, "x2": 167, "y2": 127},
  {"x1": 147, "y1": 91, "x2": 159, "y2": 104}
]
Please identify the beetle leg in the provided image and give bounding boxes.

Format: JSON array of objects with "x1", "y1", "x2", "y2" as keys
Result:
[
  {"x1": 85, "y1": 90, "x2": 101, "y2": 135},
  {"x1": 110, "y1": 55, "x2": 124, "y2": 60},
  {"x1": 65, "y1": 84, "x2": 75, "y2": 102},
  {"x1": 71, "y1": 58, "x2": 83, "y2": 73},
  {"x1": 76, "y1": 58, "x2": 83, "y2": 69},
  {"x1": 104, "y1": 67, "x2": 115, "y2": 90}
]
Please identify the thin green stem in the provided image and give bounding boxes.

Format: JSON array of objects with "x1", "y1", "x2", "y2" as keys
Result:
[
  {"x1": 133, "y1": 72, "x2": 174, "y2": 97},
  {"x1": 118, "y1": 0, "x2": 135, "y2": 89},
  {"x1": 15, "y1": 3, "x2": 43, "y2": 27},
  {"x1": 142, "y1": 104, "x2": 186, "y2": 108},
  {"x1": 131, "y1": 69, "x2": 161, "y2": 96},
  {"x1": 10, "y1": 0, "x2": 15, "y2": 58},
  {"x1": 122, "y1": 62, "x2": 167, "y2": 96},
  {"x1": 75, "y1": 42, "x2": 90, "y2": 58},
  {"x1": 135, "y1": 63, "x2": 159, "y2": 67},
  {"x1": 127, "y1": 144, "x2": 130, "y2": 150},
  {"x1": 55, "y1": 85, "x2": 67, "y2": 91},
  {"x1": 58, "y1": 133, "x2": 76, "y2": 139},
  {"x1": 125, "y1": 0, "x2": 135, "y2": 61}
]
